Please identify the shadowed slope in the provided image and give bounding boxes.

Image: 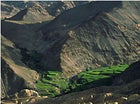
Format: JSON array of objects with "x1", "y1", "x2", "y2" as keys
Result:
[
  {"x1": 114, "y1": 60, "x2": 140, "y2": 85},
  {"x1": 1, "y1": 35, "x2": 39, "y2": 97},
  {"x1": 41, "y1": 1, "x2": 122, "y2": 34}
]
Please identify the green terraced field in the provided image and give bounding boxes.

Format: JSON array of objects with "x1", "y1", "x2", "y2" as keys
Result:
[
  {"x1": 36, "y1": 71, "x2": 69, "y2": 97},
  {"x1": 36, "y1": 64, "x2": 129, "y2": 97}
]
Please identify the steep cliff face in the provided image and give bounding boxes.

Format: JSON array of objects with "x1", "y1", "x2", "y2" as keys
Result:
[{"x1": 40, "y1": 1, "x2": 140, "y2": 77}]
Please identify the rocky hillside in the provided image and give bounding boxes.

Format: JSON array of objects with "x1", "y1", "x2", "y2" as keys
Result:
[
  {"x1": 1, "y1": 1, "x2": 140, "y2": 77},
  {"x1": 1, "y1": 1, "x2": 89, "y2": 19},
  {"x1": 1, "y1": 1, "x2": 140, "y2": 102},
  {"x1": 40, "y1": 1, "x2": 140, "y2": 77},
  {"x1": 1, "y1": 58, "x2": 25, "y2": 99},
  {"x1": 1, "y1": 35, "x2": 39, "y2": 97},
  {"x1": 8, "y1": 3, "x2": 54, "y2": 23}
]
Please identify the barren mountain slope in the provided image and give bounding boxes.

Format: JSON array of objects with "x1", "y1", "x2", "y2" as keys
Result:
[
  {"x1": 1, "y1": 1, "x2": 140, "y2": 103},
  {"x1": 1, "y1": 20, "x2": 48, "y2": 52},
  {"x1": 8, "y1": 3, "x2": 54, "y2": 22},
  {"x1": 1, "y1": 35, "x2": 39, "y2": 97},
  {"x1": 1, "y1": 1, "x2": 89, "y2": 19},
  {"x1": 40, "y1": 1, "x2": 140, "y2": 77},
  {"x1": 1, "y1": 2, "x2": 19, "y2": 19},
  {"x1": 2, "y1": 1, "x2": 140, "y2": 77}
]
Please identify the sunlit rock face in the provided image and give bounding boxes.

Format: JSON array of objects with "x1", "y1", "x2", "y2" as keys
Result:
[
  {"x1": 1, "y1": 1, "x2": 89, "y2": 19},
  {"x1": 8, "y1": 3, "x2": 54, "y2": 22}
]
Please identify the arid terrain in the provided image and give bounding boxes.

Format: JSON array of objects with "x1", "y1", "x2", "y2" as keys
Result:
[{"x1": 1, "y1": 1, "x2": 140, "y2": 104}]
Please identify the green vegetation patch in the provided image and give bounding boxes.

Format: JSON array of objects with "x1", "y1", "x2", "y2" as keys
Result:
[
  {"x1": 36, "y1": 64, "x2": 129, "y2": 97},
  {"x1": 36, "y1": 71, "x2": 69, "y2": 97}
]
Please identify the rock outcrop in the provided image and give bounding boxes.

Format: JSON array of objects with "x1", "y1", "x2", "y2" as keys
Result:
[
  {"x1": 18, "y1": 89, "x2": 39, "y2": 97},
  {"x1": 2, "y1": 89, "x2": 40, "y2": 104}
]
